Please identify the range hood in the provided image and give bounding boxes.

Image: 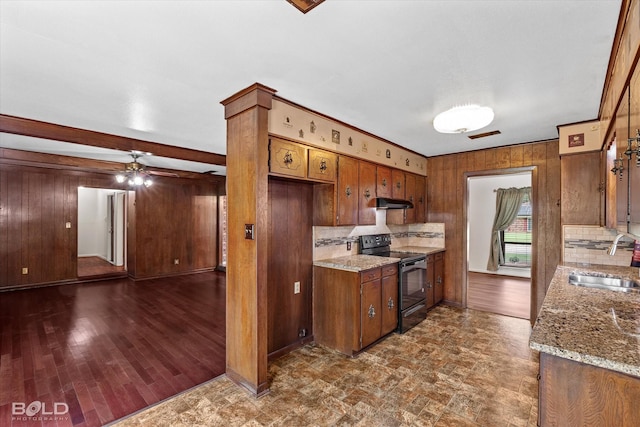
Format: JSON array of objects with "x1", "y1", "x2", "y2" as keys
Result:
[{"x1": 375, "y1": 197, "x2": 414, "y2": 209}]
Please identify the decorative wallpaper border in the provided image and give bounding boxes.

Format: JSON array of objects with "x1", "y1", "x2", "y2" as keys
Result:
[{"x1": 268, "y1": 99, "x2": 427, "y2": 176}]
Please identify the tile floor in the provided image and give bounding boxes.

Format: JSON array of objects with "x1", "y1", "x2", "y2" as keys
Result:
[{"x1": 114, "y1": 305, "x2": 539, "y2": 426}]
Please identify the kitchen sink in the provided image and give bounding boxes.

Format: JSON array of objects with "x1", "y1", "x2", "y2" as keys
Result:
[{"x1": 568, "y1": 272, "x2": 640, "y2": 293}]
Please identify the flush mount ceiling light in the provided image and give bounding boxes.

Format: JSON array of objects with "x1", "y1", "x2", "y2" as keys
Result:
[{"x1": 433, "y1": 105, "x2": 495, "y2": 134}]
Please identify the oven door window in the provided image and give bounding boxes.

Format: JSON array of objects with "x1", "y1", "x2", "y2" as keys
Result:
[{"x1": 401, "y1": 259, "x2": 426, "y2": 309}]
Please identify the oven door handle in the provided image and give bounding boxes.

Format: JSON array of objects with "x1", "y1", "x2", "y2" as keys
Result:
[
  {"x1": 403, "y1": 259, "x2": 426, "y2": 268},
  {"x1": 403, "y1": 303, "x2": 426, "y2": 317}
]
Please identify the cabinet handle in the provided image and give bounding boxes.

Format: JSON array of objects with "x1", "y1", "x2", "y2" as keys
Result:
[
  {"x1": 396, "y1": 181, "x2": 402, "y2": 190},
  {"x1": 387, "y1": 297, "x2": 394, "y2": 310},
  {"x1": 319, "y1": 159, "x2": 327, "y2": 173},
  {"x1": 283, "y1": 151, "x2": 293, "y2": 166},
  {"x1": 345, "y1": 186, "x2": 352, "y2": 197},
  {"x1": 436, "y1": 276, "x2": 442, "y2": 284},
  {"x1": 364, "y1": 189, "x2": 371, "y2": 199},
  {"x1": 409, "y1": 195, "x2": 414, "y2": 202},
  {"x1": 368, "y1": 304, "x2": 376, "y2": 318},
  {"x1": 382, "y1": 178, "x2": 387, "y2": 187}
]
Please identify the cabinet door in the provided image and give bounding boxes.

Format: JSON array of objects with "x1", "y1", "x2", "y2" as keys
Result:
[
  {"x1": 308, "y1": 149, "x2": 337, "y2": 182},
  {"x1": 404, "y1": 173, "x2": 416, "y2": 224},
  {"x1": 337, "y1": 156, "x2": 358, "y2": 225},
  {"x1": 434, "y1": 252, "x2": 444, "y2": 304},
  {"x1": 269, "y1": 137, "x2": 306, "y2": 179},
  {"x1": 615, "y1": 87, "x2": 630, "y2": 231},
  {"x1": 360, "y1": 278, "x2": 382, "y2": 349},
  {"x1": 391, "y1": 169, "x2": 405, "y2": 199},
  {"x1": 358, "y1": 161, "x2": 377, "y2": 225},
  {"x1": 561, "y1": 152, "x2": 601, "y2": 225},
  {"x1": 629, "y1": 64, "x2": 640, "y2": 236},
  {"x1": 376, "y1": 166, "x2": 392, "y2": 198},
  {"x1": 415, "y1": 176, "x2": 427, "y2": 223},
  {"x1": 381, "y1": 272, "x2": 398, "y2": 336},
  {"x1": 425, "y1": 255, "x2": 435, "y2": 309}
]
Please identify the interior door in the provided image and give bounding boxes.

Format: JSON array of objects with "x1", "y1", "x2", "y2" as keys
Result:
[{"x1": 106, "y1": 193, "x2": 115, "y2": 264}]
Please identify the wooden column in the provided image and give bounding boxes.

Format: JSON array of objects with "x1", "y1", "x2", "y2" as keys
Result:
[{"x1": 220, "y1": 83, "x2": 276, "y2": 396}]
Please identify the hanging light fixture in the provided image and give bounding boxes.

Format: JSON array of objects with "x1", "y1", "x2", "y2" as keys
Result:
[
  {"x1": 433, "y1": 104, "x2": 495, "y2": 134},
  {"x1": 115, "y1": 152, "x2": 153, "y2": 187}
]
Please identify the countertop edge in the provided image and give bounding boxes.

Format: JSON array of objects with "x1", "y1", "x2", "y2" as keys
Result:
[{"x1": 530, "y1": 342, "x2": 640, "y2": 377}]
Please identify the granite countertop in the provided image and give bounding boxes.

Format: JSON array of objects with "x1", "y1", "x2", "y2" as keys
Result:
[
  {"x1": 313, "y1": 254, "x2": 401, "y2": 272},
  {"x1": 530, "y1": 263, "x2": 640, "y2": 377},
  {"x1": 393, "y1": 246, "x2": 445, "y2": 255}
]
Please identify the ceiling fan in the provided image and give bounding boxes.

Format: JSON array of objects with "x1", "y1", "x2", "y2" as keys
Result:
[{"x1": 115, "y1": 151, "x2": 180, "y2": 187}]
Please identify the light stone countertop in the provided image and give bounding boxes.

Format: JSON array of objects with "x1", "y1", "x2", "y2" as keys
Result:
[
  {"x1": 530, "y1": 263, "x2": 640, "y2": 377},
  {"x1": 392, "y1": 246, "x2": 445, "y2": 256},
  {"x1": 313, "y1": 254, "x2": 401, "y2": 272}
]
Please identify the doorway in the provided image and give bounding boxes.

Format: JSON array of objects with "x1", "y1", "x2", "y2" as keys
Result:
[
  {"x1": 77, "y1": 187, "x2": 127, "y2": 278},
  {"x1": 466, "y1": 170, "x2": 533, "y2": 320}
]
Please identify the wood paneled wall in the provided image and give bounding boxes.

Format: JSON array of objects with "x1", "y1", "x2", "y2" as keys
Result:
[
  {"x1": 0, "y1": 163, "x2": 221, "y2": 288},
  {"x1": 267, "y1": 179, "x2": 313, "y2": 357},
  {"x1": 131, "y1": 176, "x2": 219, "y2": 279},
  {"x1": 427, "y1": 140, "x2": 561, "y2": 320}
]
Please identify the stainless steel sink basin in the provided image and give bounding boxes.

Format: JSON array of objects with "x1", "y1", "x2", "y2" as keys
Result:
[{"x1": 568, "y1": 272, "x2": 640, "y2": 293}]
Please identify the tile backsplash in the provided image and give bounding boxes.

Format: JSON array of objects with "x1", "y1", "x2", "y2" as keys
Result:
[
  {"x1": 563, "y1": 225, "x2": 636, "y2": 267},
  {"x1": 313, "y1": 221, "x2": 445, "y2": 261}
]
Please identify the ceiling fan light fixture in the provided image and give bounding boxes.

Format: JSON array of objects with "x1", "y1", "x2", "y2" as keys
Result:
[
  {"x1": 116, "y1": 152, "x2": 153, "y2": 188},
  {"x1": 433, "y1": 105, "x2": 494, "y2": 134}
]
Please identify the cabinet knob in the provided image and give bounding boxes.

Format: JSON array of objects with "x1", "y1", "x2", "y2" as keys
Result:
[
  {"x1": 396, "y1": 181, "x2": 402, "y2": 190},
  {"x1": 387, "y1": 297, "x2": 394, "y2": 310},
  {"x1": 368, "y1": 304, "x2": 376, "y2": 318},
  {"x1": 436, "y1": 276, "x2": 442, "y2": 284},
  {"x1": 382, "y1": 178, "x2": 387, "y2": 187},
  {"x1": 345, "y1": 186, "x2": 352, "y2": 197},
  {"x1": 319, "y1": 159, "x2": 327, "y2": 173},
  {"x1": 364, "y1": 189, "x2": 371, "y2": 199}
]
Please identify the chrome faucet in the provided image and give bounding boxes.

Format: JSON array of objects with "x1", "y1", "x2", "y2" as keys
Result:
[{"x1": 607, "y1": 234, "x2": 626, "y2": 256}]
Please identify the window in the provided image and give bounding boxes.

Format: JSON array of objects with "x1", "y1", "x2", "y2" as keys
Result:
[{"x1": 500, "y1": 196, "x2": 532, "y2": 268}]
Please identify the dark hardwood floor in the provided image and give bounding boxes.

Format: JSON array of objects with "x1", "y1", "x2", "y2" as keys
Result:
[
  {"x1": 467, "y1": 271, "x2": 531, "y2": 320},
  {"x1": 0, "y1": 271, "x2": 226, "y2": 427},
  {"x1": 77, "y1": 256, "x2": 126, "y2": 279}
]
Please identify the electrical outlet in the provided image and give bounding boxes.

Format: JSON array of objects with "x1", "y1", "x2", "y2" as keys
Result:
[
  {"x1": 174, "y1": 259, "x2": 179, "y2": 265},
  {"x1": 22, "y1": 267, "x2": 28, "y2": 275},
  {"x1": 294, "y1": 281, "x2": 301, "y2": 294},
  {"x1": 347, "y1": 241, "x2": 352, "y2": 251}
]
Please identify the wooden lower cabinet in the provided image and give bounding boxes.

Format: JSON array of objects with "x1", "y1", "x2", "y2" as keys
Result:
[
  {"x1": 425, "y1": 251, "x2": 445, "y2": 309},
  {"x1": 539, "y1": 352, "x2": 640, "y2": 426},
  {"x1": 313, "y1": 263, "x2": 398, "y2": 356}
]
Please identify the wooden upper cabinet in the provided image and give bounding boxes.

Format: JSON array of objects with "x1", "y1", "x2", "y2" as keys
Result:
[
  {"x1": 337, "y1": 156, "x2": 358, "y2": 225},
  {"x1": 358, "y1": 161, "x2": 377, "y2": 225},
  {"x1": 376, "y1": 166, "x2": 392, "y2": 198},
  {"x1": 308, "y1": 149, "x2": 337, "y2": 182},
  {"x1": 561, "y1": 151, "x2": 601, "y2": 225},
  {"x1": 629, "y1": 64, "x2": 640, "y2": 236},
  {"x1": 391, "y1": 169, "x2": 405, "y2": 199},
  {"x1": 615, "y1": 87, "x2": 630, "y2": 230},
  {"x1": 404, "y1": 173, "x2": 416, "y2": 224},
  {"x1": 415, "y1": 175, "x2": 427, "y2": 223},
  {"x1": 269, "y1": 137, "x2": 306, "y2": 179}
]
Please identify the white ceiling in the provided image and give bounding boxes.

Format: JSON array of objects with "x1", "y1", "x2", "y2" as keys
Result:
[{"x1": 0, "y1": 0, "x2": 622, "y2": 174}]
